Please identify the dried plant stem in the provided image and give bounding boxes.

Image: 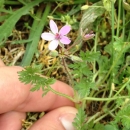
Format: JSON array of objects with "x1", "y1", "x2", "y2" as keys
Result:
[{"x1": 61, "y1": 57, "x2": 74, "y2": 87}]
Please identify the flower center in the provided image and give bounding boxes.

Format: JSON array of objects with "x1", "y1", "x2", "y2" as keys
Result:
[{"x1": 55, "y1": 33, "x2": 61, "y2": 40}]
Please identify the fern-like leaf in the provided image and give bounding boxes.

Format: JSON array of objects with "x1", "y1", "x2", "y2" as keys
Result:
[
  {"x1": 18, "y1": 67, "x2": 56, "y2": 96},
  {"x1": 73, "y1": 108, "x2": 87, "y2": 130}
]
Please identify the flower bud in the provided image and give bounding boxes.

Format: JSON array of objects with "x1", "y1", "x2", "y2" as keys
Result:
[{"x1": 81, "y1": 5, "x2": 89, "y2": 10}]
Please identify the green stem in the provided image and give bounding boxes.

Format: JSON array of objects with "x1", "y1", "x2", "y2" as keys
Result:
[
  {"x1": 87, "y1": 112, "x2": 101, "y2": 123},
  {"x1": 114, "y1": 78, "x2": 130, "y2": 97},
  {"x1": 62, "y1": 57, "x2": 74, "y2": 87},
  {"x1": 67, "y1": 35, "x2": 83, "y2": 54},
  {"x1": 108, "y1": 83, "x2": 113, "y2": 98},
  {"x1": 122, "y1": 2, "x2": 125, "y2": 40},
  {"x1": 96, "y1": 47, "x2": 124, "y2": 88},
  {"x1": 92, "y1": 24, "x2": 98, "y2": 76},
  {"x1": 82, "y1": 96, "x2": 129, "y2": 101},
  {"x1": 111, "y1": 0, "x2": 115, "y2": 82},
  {"x1": 103, "y1": 84, "x2": 114, "y2": 109},
  {"x1": 50, "y1": 2, "x2": 63, "y2": 15},
  {"x1": 48, "y1": 86, "x2": 75, "y2": 102},
  {"x1": 116, "y1": 0, "x2": 121, "y2": 37},
  {"x1": 96, "y1": 3, "x2": 121, "y2": 88},
  {"x1": 94, "y1": 106, "x2": 117, "y2": 123},
  {"x1": 103, "y1": 78, "x2": 130, "y2": 109},
  {"x1": 35, "y1": 73, "x2": 76, "y2": 103}
]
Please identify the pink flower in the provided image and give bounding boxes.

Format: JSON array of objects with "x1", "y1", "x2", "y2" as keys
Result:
[
  {"x1": 84, "y1": 33, "x2": 95, "y2": 40},
  {"x1": 41, "y1": 20, "x2": 71, "y2": 50},
  {"x1": 80, "y1": 28, "x2": 95, "y2": 41}
]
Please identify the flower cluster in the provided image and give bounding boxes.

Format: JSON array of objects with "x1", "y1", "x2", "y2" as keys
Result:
[{"x1": 41, "y1": 20, "x2": 71, "y2": 50}]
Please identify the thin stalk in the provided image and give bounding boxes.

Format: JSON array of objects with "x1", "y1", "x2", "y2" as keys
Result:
[
  {"x1": 87, "y1": 112, "x2": 101, "y2": 123},
  {"x1": 82, "y1": 96, "x2": 129, "y2": 101},
  {"x1": 94, "y1": 106, "x2": 117, "y2": 123},
  {"x1": 113, "y1": 78, "x2": 130, "y2": 97},
  {"x1": 35, "y1": 72, "x2": 75, "y2": 102},
  {"x1": 42, "y1": 65, "x2": 61, "y2": 72},
  {"x1": 92, "y1": 24, "x2": 98, "y2": 76},
  {"x1": 93, "y1": 113, "x2": 108, "y2": 123},
  {"x1": 88, "y1": 22, "x2": 101, "y2": 98},
  {"x1": 48, "y1": 85, "x2": 75, "y2": 102},
  {"x1": 96, "y1": 47, "x2": 124, "y2": 87},
  {"x1": 103, "y1": 79, "x2": 130, "y2": 109},
  {"x1": 93, "y1": 87, "x2": 108, "y2": 97},
  {"x1": 111, "y1": 0, "x2": 115, "y2": 83},
  {"x1": 108, "y1": 83, "x2": 114, "y2": 98},
  {"x1": 50, "y1": 2, "x2": 63, "y2": 15},
  {"x1": 46, "y1": 60, "x2": 59, "y2": 77},
  {"x1": 116, "y1": 0, "x2": 121, "y2": 37},
  {"x1": 61, "y1": 57, "x2": 74, "y2": 87},
  {"x1": 97, "y1": 79, "x2": 130, "y2": 114},
  {"x1": 96, "y1": 2, "x2": 120, "y2": 87},
  {"x1": 67, "y1": 35, "x2": 83, "y2": 54},
  {"x1": 122, "y1": 1, "x2": 125, "y2": 40}
]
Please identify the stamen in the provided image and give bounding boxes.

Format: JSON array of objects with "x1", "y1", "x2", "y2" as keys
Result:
[{"x1": 55, "y1": 33, "x2": 61, "y2": 40}]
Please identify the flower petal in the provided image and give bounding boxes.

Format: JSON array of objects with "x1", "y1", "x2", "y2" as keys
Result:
[
  {"x1": 50, "y1": 20, "x2": 58, "y2": 34},
  {"x1": 41, "y1": 32, "x2": 55, "y2": 41},
  {"x1": 84, "y1": 34, "x2": 95, "y2": 40},
  {"x1": 59, "y1": 25, "x2": 71, "y2": 35},
  {"x1": 48, "y1": 40, "x2": 59, "y2": 50},
  {"x1": 60, "y1": 36, "x2": 71, "y2": 44}
]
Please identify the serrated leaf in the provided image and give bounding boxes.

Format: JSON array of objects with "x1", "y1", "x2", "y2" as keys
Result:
[
  {"x1": 80, "y1": 51, "x2": 101, "y2": 62},
  {"x1": 114, "y1": 104, "x2": 130, "y2": 129},
  {"x1": 73, "y1": 108, "x2": 87, "y2": 130},
  {"x1": 75, "y1": 79, "x2": 96, "y2": 98},
  {"x1": 97, "y1": 55, "x2": 110, "y2": 73},
  {"x1": 104, "y1": 41, "x2": 113, "y2": 55},
  {"x1": 94, "y1": 123, "x2": 105, "y2": 130},
  {"x1": 30, "y1": 86, "x2": 40, "y2": 91},
  {"x1": 104, "y1": 124, "x2": 118, "y2": 130},
  {"x1": 113, "y1": 36, "x2": 124, "y2": 51},
  {"x1": 69, "y1": 62, "x2": 92, "y2": 78},
  {"x1": 18, "y1": 67, "x2": 56, "y2": 97},
  {"x1": 42, "y1": 89, "x2": 50, "y2": 97},
  {"x1": 102, "y1": 0, "x2": 116, "y2": 11}
]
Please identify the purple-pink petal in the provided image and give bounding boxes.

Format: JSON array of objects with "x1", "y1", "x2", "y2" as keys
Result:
[
  {"x1": 84, "y1": 34, "x2": 95, "y2": 40},
  {"x1": 50, "y1": 20, "x2": 58, "y2": 34},
  {"x1": 60, "y1": 36, "x2": 71, "y2": 44},
  {"x1": 59, "y1": 25, "x2": 71, "y2": 35},
  {"x1": 48, "y1": 40, "x2": 59, "y2": 50},
  {"x1": 41, "y1": 32, "x2": 55, "y2": 41}
]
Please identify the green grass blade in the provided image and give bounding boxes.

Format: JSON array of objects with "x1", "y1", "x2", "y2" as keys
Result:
[
  {"x1": 0, "y1": 0, "x2": 43, "y2": 46},
  {"x1": 20, "y1": 3, "x2": 51, "y2": 66}
]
